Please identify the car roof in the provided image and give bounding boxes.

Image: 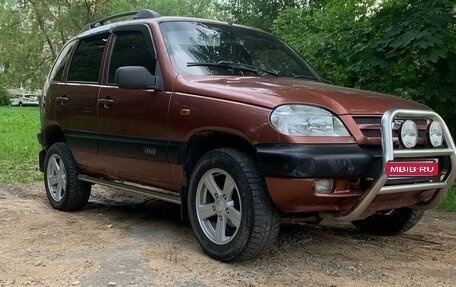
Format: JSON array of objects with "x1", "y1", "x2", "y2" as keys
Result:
[{"x1": 77, "y1": 13, "x2": 268, "y2": 40}]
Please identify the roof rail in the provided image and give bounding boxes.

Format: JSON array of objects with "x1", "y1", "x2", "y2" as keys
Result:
[{"x1": 79, "y1": 9, "x2": 161, "y2": 33}]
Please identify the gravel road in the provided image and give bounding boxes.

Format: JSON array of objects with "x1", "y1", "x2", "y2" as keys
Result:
[{"x1": 0, "y1": 182, "x2": 455, "y2": 287}]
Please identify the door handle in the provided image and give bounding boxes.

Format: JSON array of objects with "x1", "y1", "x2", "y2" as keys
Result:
[
  {"x1": 55, "y1": 96, "x2": 68, "y2": 105},
  {"x1": 98, "y1": 98, "x2": 114, "y2": 109}
]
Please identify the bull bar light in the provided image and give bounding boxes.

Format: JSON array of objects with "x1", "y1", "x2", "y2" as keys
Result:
[
  {"x1": 400, "y1": 120, "x2": 418, "y2": 148},
  {"x1": 429, "y1": 121, "x2": 444, "y2": 147}
]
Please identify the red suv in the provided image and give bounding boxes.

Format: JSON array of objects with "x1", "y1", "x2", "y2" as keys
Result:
[{"x1": 38, "y1": 9, "x2": 456, "y2": 262}]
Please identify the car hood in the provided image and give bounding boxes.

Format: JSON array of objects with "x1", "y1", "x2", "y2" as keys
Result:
[{"x1": 174, "y1": 76, "x2": 429, "y2": 115}]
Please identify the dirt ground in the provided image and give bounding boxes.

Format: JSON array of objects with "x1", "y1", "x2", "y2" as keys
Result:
[{"x1": 0, "y1": 182, "x2": 455, "y2": 287}]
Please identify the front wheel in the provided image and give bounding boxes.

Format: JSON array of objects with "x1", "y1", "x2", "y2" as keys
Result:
[
  {"x1": 187, "y1": 148, "x2": 279, "y2": 262},
  {"x1": 351, "y1": 208, "x2": 424, "y2": 235},
  {"x1": 44, "y1": 143, "x2": 91, "y2": 211}
]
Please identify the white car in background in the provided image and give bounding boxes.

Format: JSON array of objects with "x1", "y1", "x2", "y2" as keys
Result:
[{"x1": 10, "y1": 94, "x2": 39, "y2": 107}]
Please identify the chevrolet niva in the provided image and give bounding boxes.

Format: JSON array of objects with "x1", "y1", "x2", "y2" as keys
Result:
[{"x1": 38, "y1": 9, "x2": 456, "y2": 262}]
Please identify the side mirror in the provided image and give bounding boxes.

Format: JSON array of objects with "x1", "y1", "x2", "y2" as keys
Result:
[{"x1": 115, "y1": 66, "x2": 156, "y2": 90}]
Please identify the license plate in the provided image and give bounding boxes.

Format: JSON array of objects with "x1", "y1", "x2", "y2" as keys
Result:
[{"x1": 385, "y1": 161, "x2": 439, "y2": 177}]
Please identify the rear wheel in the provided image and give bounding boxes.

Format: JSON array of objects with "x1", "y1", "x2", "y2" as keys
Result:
[
  {"x1": 352, "y1": 208, "x2": 424, "y2": 235},
  {"x1": 187, "y1": 148, "x2": 279, "y2": 262},
  {"x1": 44, "y1": 143, "x2": 91, "y2": 211}
]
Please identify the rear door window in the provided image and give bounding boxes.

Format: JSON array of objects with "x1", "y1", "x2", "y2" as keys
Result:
[{"x1": 67, "y1": 34, "x2": 108, "y2": 83}]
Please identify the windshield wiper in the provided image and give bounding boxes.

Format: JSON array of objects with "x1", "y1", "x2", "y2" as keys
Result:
[
  {"x1": 187, "y1": 61, "x2": 278, "y2": 77},
  {"x1": 293, "y1": 74, "x2": 321, "y2": 82}
]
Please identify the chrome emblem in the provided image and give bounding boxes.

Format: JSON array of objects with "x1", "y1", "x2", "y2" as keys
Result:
[
  {"x1": 392, "y1": 119, "x2": 404, "y2": 130},
  {"x1": 143, "y1": 147, "x2": 157, "y2": 156}
]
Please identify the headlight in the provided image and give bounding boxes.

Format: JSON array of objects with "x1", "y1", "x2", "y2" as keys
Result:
[
  {"x1": 400, "y1": 120, "x2": 418, "y2": 148},
  {"x1": 270, "y1": 105, "x2": 350, "y2": 136},
  {"x1": 428, "y1": 121, "x2": 444, "y2": 147}
]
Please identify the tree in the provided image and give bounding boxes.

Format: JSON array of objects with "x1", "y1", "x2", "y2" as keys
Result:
[
  {"x1": 0, "y1": 0, "x2": 112, "y2": 89},
  {"x1": 0, "y1": 0, "x2": 217, "y2": 90},
  {"x1": 217, "y1": 0, "x2": 319, "y2": 31}
]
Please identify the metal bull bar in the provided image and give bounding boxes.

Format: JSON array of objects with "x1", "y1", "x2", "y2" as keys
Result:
[{"x1": 328, "y1": 109, "x2": 456, "y2": 222}]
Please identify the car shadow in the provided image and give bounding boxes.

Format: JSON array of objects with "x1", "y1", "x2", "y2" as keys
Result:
[
  {"x1": 82, "y1": 190, "x2": 379, "y2": 247},
  {"x1": 75, "y1": 188, "x2": 442, "y2": 265}
]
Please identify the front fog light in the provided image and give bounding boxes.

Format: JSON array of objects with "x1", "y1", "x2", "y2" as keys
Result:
[
  {"x1": 428, "y1": 121, "x2": 444, "y2": 147},
  {"x1": 314, "y1": 179, "x2": 334, "y2": 194},
  {"x1": 400, "y1": 120, "x2": 418, "y2": 148}
]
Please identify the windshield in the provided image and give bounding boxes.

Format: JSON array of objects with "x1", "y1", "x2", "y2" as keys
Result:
[{"x1": 160, "y1": 21, "x2": 320, "y2": 79}]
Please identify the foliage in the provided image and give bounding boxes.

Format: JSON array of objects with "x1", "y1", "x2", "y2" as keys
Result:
[
  {"x1": 273, "y1": 0, "x2": 456, "y2": 133},
  {"x1": 0, "y1": 107, "x2": 41, "y2": 183},
  {"x1": 0, "y1": 89, "x2": 10, "y2": 106},
  {"x1": 217, "y1": 0, "x2": 304, "y2": 31}
]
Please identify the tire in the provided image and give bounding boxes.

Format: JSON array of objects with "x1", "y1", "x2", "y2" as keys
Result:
[
  {"x1": 19, "y1": 102, "x2": 23, "y2": 107},
  {"x1": 187, "y1": 148, "x2": 280, "y2": 262},
  {"x1": 44, "y1": 143, "x2": 91, "y2": 211},
  {"x1": 351, "y1": 208, "x2": 424, "y2": 235}
]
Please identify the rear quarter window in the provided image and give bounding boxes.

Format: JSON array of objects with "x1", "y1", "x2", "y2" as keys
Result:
[{"x1": 49, "y1": 41, "x2": 76, "y2": 82}]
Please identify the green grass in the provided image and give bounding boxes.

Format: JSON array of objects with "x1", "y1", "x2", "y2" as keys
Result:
[
  {"x1": 0, "y1": 106, "x2": 41, "y2": 183},
  {"x1": 0, "y1": 106, "x2": 455, "y2": 211},
  {"x1": 439, "y1": 185, "x2": 456, "y2": 212}
]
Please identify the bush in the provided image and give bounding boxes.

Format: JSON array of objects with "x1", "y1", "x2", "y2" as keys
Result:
[{"x1": 0, "y1": 89, "x2": 10, "y2": 106}]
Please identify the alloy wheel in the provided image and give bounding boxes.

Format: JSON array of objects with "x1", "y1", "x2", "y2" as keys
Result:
[
  {"x1": 46, "y1": 154, "x2": 67, "y2": 202},
  {"x1": 195, "y1": 168, "x2": 242, "y2": 245}
]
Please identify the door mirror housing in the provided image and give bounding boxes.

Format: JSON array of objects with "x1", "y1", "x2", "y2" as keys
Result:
[{"x1": 115, "y1": 66, "x2": 156, "y2": 89}]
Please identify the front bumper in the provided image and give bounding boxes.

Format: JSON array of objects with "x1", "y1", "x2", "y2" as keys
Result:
[
  {"x1": 257, "y1": 109, "x2": 456, "y2": 221},
  {"x1": 256, "y1": 144, "x2": 382, "y2": 178}
]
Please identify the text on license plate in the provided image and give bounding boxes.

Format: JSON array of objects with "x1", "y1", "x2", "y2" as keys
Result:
[{"x1": 385, "y1": 161, "x2": 439, "y2": 177}]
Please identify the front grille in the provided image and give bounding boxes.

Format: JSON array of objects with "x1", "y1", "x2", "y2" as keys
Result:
[{"x1": 353, "y1": 116, "x2": 429, "y2": 147}]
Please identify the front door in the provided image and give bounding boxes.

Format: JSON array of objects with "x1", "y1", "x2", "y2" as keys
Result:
[{"x1": 97, "y1": 25, "x2": 173, "y2": 189}]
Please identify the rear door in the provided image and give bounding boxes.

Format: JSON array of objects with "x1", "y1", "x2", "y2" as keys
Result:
[
  {"x1": 96, "y1": 25, "x2": 174, "y2": 189},
  {"x1": 54, "y1": 33, "x2": 109, "y2": 173}
]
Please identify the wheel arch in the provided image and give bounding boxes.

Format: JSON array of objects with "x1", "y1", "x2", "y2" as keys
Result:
[
  {"x1": 180, "y1": 130, "x2": 259, "y2": 221},
  {"x1": 42, "y1": 124, "x2": 66, "y2": 149},
  {"x1": 182, "y1": 130, "x2": 258, "y2": 179}
]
